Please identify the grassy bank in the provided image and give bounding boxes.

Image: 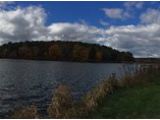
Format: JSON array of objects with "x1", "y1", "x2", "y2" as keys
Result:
[
  {"x1": 88, "y1": 71, "x2": 160, "y2": 118},
  {"x1": 11, "y1": 65, "x2": 160, "y2": 119}
]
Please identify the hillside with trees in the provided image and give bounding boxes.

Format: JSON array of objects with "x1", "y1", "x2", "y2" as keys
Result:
[{"x1": 0, "y1": 41, "x2": 134, "y2": 62}]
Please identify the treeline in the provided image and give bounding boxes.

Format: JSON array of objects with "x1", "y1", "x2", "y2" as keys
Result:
[{"x1": 0, "y1": 41, "x2": 134, "y2": 62}]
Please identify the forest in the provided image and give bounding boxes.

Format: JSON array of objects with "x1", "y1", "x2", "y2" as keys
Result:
[{"x1": 0, "y1": 41, "x2": 134, "y2": 62}]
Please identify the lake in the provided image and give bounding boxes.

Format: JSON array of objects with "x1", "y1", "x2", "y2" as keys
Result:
[{"x1": 0, "y1": 59, "x2": 138, "y2": 118}]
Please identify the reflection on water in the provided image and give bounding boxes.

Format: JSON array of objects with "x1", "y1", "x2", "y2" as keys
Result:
[{"x1": 0, "y1": 59, "x2": 137, "y2": 118}]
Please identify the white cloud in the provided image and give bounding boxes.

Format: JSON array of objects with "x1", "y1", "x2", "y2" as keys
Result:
[
  {"x1": 0, "y1": 6, "x2": 48, "y2": 44},
  {"x1": 102, "y1": 8, "x2": 130, "y2": 19},
  {"x1": 48, "y1": 23, "x2": 104, "y2": 43},
  {"x1": 0, "y1": 1, "x2": 14, "y2": 8},
  {"x1": 103, "y1": 24, "x2": 160, "y2": 57},
  {"x1": 99, "y1": 19, "x2": 109, "y2": 26},
  {"x1": 140, "y1": 8, "x2": 160, "y2": 24},
  {"x1": 102, "y1": 2, "x2": 144, "y2": 20},
  {"x1": 124, "y1": 1, "x2": 144, "y2": 9},
  {"x1": 0, "y1": 6, "x2": 104, "y2": 44}
]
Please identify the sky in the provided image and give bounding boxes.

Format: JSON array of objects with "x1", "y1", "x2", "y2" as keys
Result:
[{"x1": 0, "y1": 1, "x2": 160, "y2": 58}]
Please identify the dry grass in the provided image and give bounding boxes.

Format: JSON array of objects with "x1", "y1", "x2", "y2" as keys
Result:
[
  {"x1": 11, "y1": 105, "x2": 38, "y2": 119},
  {"x1": 120, "y1": 65, "x2": 159, "y2": 87}
]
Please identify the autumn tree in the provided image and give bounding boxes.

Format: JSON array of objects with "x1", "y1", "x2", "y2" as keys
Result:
[
  {"x1": 49, "y1": 44, "x2": 62, "y2": 60},
  {"x1": 72, "y1": 45, "x2": 90, "y2": 61},
  {"x1": 18, "y1": 45, "x2": 33, "y2": 59},
  {"x1": 95, "y1": 50, "x2": 103, "y2": 62}
]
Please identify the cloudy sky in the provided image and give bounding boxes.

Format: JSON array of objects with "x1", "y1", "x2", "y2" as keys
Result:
[{"x1": 0, "y1": 1, "x2": 160, "y2": 58}]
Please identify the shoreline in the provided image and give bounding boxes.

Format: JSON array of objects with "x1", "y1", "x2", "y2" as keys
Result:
[
  {"x1": 0, "y1": 58, "x2": 157, "y2": 64},
  {"x1": 0, "y1": 58, "x2": 160, "y2": 64},
  {"x1": 10, "y1": 64, "x2": 160, "y2": 119}
]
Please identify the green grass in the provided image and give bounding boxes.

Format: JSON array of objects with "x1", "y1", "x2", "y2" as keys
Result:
[{"x1": 88, "y1": 72, "x2": 160, "y2": 119}]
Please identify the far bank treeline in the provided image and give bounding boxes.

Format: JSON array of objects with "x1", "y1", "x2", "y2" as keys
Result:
[{"x1": 0, "y1": 41, "x2": 134, "y2": 62}]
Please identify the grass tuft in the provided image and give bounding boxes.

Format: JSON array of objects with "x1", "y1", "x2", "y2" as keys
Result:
[
  {"x1": 11, "y1": 105, "x2": 38, "y2": 119},
  {"x1": 47, "y1": 84, "x2": 75, "y2": 118},
  {"x1": 83, "y1": 73, "x2": 118, "y2": 112}
]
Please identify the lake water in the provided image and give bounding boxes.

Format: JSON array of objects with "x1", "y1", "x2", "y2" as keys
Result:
[{"x1": 0, "y1": 59, "x2": 138, "y2": 118}]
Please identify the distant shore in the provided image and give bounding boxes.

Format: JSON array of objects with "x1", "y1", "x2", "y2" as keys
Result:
[
  {"x1": 0, "y1": 57, "x2": 160, "y2": 64},
  {"x1": 135, "y1": 58, "x2": 160, "y2": 63},
  {"x1": 0, "y1": 58, "x2": 136, "y2": 64},
  {"x1": 0, "y1": 41, "x2": 134, "y2": 63}
]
